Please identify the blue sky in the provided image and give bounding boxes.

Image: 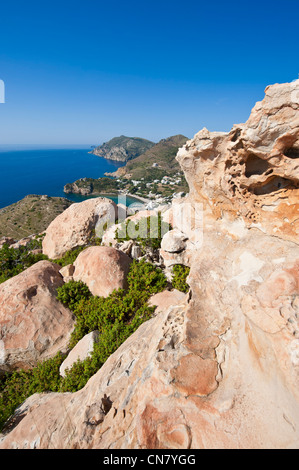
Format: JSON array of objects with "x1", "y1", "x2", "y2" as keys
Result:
[{"x1": 0, "y1": 0, "x2": 298, "y2": 145}]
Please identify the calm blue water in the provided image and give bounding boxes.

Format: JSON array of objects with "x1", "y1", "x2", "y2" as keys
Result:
[{"x1": 0, "y1": 147, "x2": 138, "y2": 209}]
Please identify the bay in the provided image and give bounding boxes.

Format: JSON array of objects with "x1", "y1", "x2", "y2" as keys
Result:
[{"x1": 0, "y1": 146, "x2": 139, "y2": 209}]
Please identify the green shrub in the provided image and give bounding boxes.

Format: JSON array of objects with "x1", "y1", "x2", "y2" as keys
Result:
[
  {"x1": 0, "y1": 353, "x2": 64, "y2": 431},
  {"x1": 116, "y1": 213, "x2": 170, "y2": 251},
  {"x1": 56, "y1": 280, "x2": 92, "y2": 311},
  {"x1": 0, "y1": 244, "x2": 48, "y2": 284},
  {"x1": 67, "y1": 259, "x2": 167, "y2": 349},
  {"x1": 172, "y1": 264, "x2": 190, "y2": 293},
  {"x1": 53, "y1": 246, "x2": 86, "y2": 267}
]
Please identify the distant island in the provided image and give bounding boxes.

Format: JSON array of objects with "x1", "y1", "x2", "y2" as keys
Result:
[
  {"x1": 65, "y1": 134, "x2": 189, "y2": 205},
  {"x1": 89, "y1": 135, "x2": 155, "y2": 162}
]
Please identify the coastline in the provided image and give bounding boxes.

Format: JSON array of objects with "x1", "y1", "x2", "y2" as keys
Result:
[
  {"x1": 0, "y1": 148, "x2": 124, "y2": 209},
  {"x1": 62, "y1": 191, "x2": 151, "y2": 208},
  {"x1": 64, "y1": 190, "x2": 151, "y2": 205},
  {"x1": 100, "y1": 191, "x2": 151, "y2": 205},
  {"x1": 120, "y1": 192, "x2": 151, "y2": 204}
]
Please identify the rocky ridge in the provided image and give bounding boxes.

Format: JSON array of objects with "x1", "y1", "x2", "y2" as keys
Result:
[
  {"x1": 0, "y1": 81, "x2": 298, "y2": 449},
  {"x1": 90, "y1": 135, "x2": 155, "y2": 162}
]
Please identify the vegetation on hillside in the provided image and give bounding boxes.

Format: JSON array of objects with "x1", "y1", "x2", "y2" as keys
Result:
[
  {"x1": 124, "y1": 134, "x2": 189, "y2": 180},
  {"x1": 0, "y1": 195, "x2": 73, "y2": 239},
  {"x1": 64, "y1": 135, "x2": 189, "y2": 200},
  {"x1": 172, "y1": 264, "x2": 190, "y2": 293},
  {"x1": 90, "y1": 135, "x2": 155, "y2": 162},
  {"x1": 116, "y1": 213, "x2": 171, "y2": 252},
  {"x1": 0, "y1": 240, "x2": 48, "y2": 283}
]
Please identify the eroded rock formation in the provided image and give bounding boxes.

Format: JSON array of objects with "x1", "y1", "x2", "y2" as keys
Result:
[
  {"x1": 1, "y1": 81, "x2": 299, "y2": 449},
  {"x1": 177, "y1": 80, "x2": 299, "y2": 244}
]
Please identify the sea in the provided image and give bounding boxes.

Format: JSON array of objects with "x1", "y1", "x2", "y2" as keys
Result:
[{"x1": 0, "y1": 145, "x2": 140, "y2": 209}]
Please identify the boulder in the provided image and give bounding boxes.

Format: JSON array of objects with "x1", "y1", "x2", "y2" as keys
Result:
[
  {"x1": 160, "y1": 228, "x2": 191, "y2": 268},
  {"x1": 0, "y1": 261, "x2": 74, "y2": 374},
  {"x1": 42, "y1": 197, "x2": 118, "y2": 259},
  {"x1": 161, "y1": 229, "x2": 188, "y2": 254},
  {"x1": 59, "y1": 264, "x2": 75, "y2": 283},
  {"x1": 59, "y1": 331, "x2": 100, "y2": 377},
  {"x1": 73, "y1": 246, "x2": 132, "y2": 297}
]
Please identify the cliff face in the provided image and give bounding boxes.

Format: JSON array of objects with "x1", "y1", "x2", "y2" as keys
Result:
[
  {"x1": 177, "y1": 81, "x2": 299, "y2": 244},
  {"x1": 90, "y1": 135, "x2": 155, "y2": 162},
  {"x1": 1, "y1": 81, "x2": 299, "y2": 449}
]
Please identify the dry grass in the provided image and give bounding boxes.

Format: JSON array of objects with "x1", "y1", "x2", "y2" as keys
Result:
[{"x1": 0, "y1": 195, "x2": 73, "y2": 239}]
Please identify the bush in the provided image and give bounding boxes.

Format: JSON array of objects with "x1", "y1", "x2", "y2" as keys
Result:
[
  {"x1": 116, "y1": 213, "x2": 170, "y2": 251},
  {"x1": 0, "y1": 353, "x2": 64, "y2": 431},
  {"x1": 59, "y1": 260, "x2": 167, "y2": 389},
  {"x1": 172, "y1": 264, "x2": 190, "y2": 293},
  {"x1": 67, "y1": 259, "x2": 167, "y2": 349},
  {"x1": 53, "y1": 246, "x2": 86, "y2": 267},
  {"x1": 56, "y1": 280, "x2": 92, "y2": 311},
  {"x1": 0, "y1": 244, "x2": 48, "y2": 284}
]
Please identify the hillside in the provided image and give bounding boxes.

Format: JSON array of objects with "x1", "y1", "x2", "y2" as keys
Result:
[
  {"x1": 0, "y1": 195, "x2": 73, "y2": 239},
  {"x1": 111, "y1": 134, "x2": 189, "y2": 179},
  {"x1": 90, "y1": 135, "x2": 155, "y2": 162},
  {"x1": 65, "y1": 135, "x2": 190, "y2": 201}
]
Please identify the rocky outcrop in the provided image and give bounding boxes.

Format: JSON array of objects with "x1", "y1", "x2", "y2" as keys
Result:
[
  {"x1": 0, "y1": 261, "x2": 74, "y2": 375},
  {"x1": 1, "y1": 81, "x2": 299, "y2": 449},
  {"x1": 90, "y1": 135, "x2": 155, "y2": 162},
  {"x1": 42, "y1": 197, "x2": 118, "y2": 259},
  {"x1": 176, "y1": 80, "x2": 299, "y2": 245},
  {"x1": 73, "y1": 246, "x2": 132, "y2": 297},
  {"x1": 59, "y1": 331, "x2": 100, "y2": 377}
]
